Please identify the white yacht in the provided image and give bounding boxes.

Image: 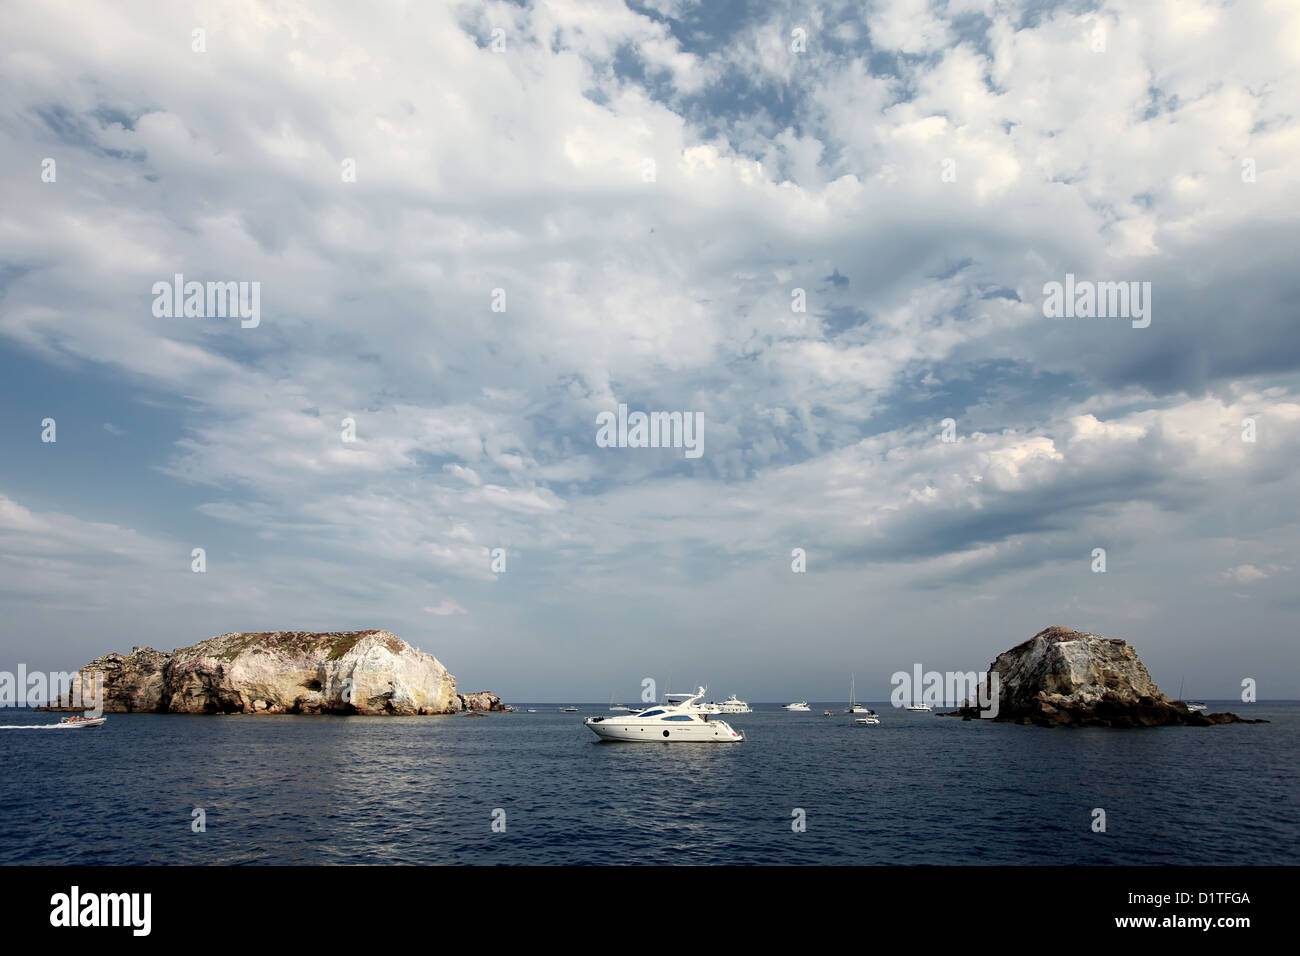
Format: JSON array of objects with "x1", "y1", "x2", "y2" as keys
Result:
[
  {"x1": 559, "y1": 706, "x2": 578, "y2": 712},
  {"x1": 905, "y1": 703, "x2": 932, "y2": 712},
  {"x1": 584, "y1": 688, "x2": 743, "y2": 743},
  {"x1": 711, "y1": 694, "x2": 752, "y2": 714},
  {"x1": 855, "y1": 709, "x2": 881, "y2": 725},
  {"x1": 845, "y1": 674, "x2": 869, "y2": 713},
  {"x1": 783, "y1": 701, "x2": 811, "y2": 711}
]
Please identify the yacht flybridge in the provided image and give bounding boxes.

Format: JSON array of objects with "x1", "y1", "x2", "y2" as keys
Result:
[{"x1": 584, "y1": 688, "x2": 744, "y2": 743}]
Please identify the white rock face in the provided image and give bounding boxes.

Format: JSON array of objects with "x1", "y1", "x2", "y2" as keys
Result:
[
  {"x1": 992, "y1": 625, "x2": 1168, "y2": 714},
  {"x1": 65, "y1": 630, "x2": 463, "y2": 715}
]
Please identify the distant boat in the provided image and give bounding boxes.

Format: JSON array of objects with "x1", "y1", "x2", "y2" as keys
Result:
[
  {"x1": 823, "y1": 710, "x2": 833, "y2": 716},
  {"x1": 526, "y1": 709, "x2": 537, "y2": 713},
  {"x1": 905, "y1": 703, "x2": 932, "y2": 712},
  {"x1": 783, "y1": 701, "x2": 811, "y2": 711},
  {"x1": 559, "y1": 706, "x2": 578, "y2": 712},
  {"x1": 710, "y1": 694, "x2": 752, "y2": 713},
  {"x1": 1177, "y1": 678, "x2": 1208, "y2": 712},
  {"x1": 855, "y1": 709, "x2": 881, "y2": 726},
  {"x1": 845, "y1": 674, "x2": 869, "y2": 713},
  {"x1": 608, "y1": 696, "x2": 633, "y2": 712}
]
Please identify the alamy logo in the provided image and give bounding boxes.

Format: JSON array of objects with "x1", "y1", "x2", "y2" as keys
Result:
[
  {"x1": 49, "y1": 886, "x2": 151, "y2": 936},
  {"x1": 595, "y1": 404, "x2": 704, "y2": 459},
  {"x1": 0, "y1": 667, "x2": 103, "y2": 716},
  {"x1": 890, "y1": 665, "x2": 1000, "y2": 717},
  {"x1": 1042, "y1": 273, "x2": 1151, "y2": 328},
  {"x1": 151, "y1": 274, "x2": 261, "y2": 328}
]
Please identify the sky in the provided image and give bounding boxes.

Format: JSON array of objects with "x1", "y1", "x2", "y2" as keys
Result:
[{"x1": 1, "y1": 0, "x2": 1297, "y2": 703}]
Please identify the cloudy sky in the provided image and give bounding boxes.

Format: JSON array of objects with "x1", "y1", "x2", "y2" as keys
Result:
[{"x1": 1, "y1": 0, "x2": 1297, "y2": 702}]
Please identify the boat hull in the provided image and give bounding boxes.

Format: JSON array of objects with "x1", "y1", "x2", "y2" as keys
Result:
[{"x1": 584, "y1": 717, "x2": 743, "y2": 743}]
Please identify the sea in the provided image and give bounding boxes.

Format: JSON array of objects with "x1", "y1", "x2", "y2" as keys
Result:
[{"x1": 1, "y1": 701, "x2": 1295, "y2": 865}]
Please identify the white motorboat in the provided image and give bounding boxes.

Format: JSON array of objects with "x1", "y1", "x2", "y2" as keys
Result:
[
  {"x1": 905, "y1": 703, "x2": 932, "y2": 712},
  {"x1": 855, "y1": 710, "x2": 881, "y2": 725},
  {"x1": 823, "y1": 710, "x2": 833, "y2": 716},
  {"x1": 584, "y1": 687, "x2": 743, "y2": 743},
  {"x1": 56, "y1": 716, "x2": 107, "y2": 728},
  {"x1": 845, "y1": 674, "x2": 869, "y2": 713},
  {"x1": 559, "y1": 706, "x2": 578, "y2": 712},
  {"x1": 783, "y1": 701, "x2": 811, "y2": 711},
  {"x1": 711, "y1": 694, "x2": 752, "y2": 714}
]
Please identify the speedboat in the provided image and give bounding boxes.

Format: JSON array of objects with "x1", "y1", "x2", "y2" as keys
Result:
[
  {"x1": 855, "y1": 709, "x2": 881, "y2": 725},
  {"x1": 905, "y1": 703, "x2": 932, "y2": 712},
  {"x1": 559, "y1": 706, "x2": 578, "y2": 712},
  {"x1": 584, "y1": 688, "x2": 743, "y2": 743},
  {"x1": 823, "y1": 710, "x2": 833, "y2": 716},
  {"x1": 56, "y1": 715, "x2": 107, "y2": 728},
  {"x1": 710, "y1": 694, "x2": 752, "y2": 714},
  {"x1": 783, "y1": 701, "x2": 811, "y2": 711}
]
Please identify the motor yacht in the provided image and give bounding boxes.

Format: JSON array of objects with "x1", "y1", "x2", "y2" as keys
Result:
[
  {"x1": 710, "y1": 694, "x2": 752, "y2": 714},
  {"x1": 783, "y1": 701, "x2": 811, "y2": 711},
  {"x1": 584, "y1": 688, "x2": 743, "y2": 743},
  {"x1": 905, "y1": 703, "x2": 932, "y2": 712},
  {"x1": 855, "y1": 709, "x2": 881, "y2": 725}
]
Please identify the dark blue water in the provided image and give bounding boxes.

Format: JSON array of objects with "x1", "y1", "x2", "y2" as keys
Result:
[{"x1": 1, "y1": 702, "x2": 1295, "y2": 864}]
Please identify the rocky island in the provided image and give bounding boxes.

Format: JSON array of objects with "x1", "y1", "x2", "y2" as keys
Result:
[
  {"x1": 945, "y1": 626, "x2": 1264, "y2": 727},
  {"x1": 41, "y1": 630, "x2": 501, "y2": 716}
]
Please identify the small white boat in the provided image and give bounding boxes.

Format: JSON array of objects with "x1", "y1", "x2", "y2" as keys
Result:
[
  {"x1": 526, "y1": 709, "x2": 537, "y2": 713},
  {"x1": 559, "y1": 706, "x2": 578, "y2": 712},
  {"x1": 56, "y1": 716, "x2": 107, "y2": 728},
  {"x1": 584, "y1": 687, "x2": 743, "y2": 743},
  {"x1": 823, "y1": 710, "x2": 833, "y2": 716},
  {"x1": 845, "y1": 674, "x2": 869, "y2": 713},
  {"x1": 783, "y1": 701, "x2": 811, "y2": 711},
  {"x1": 905, "y1": 703, "x2": 932, "y2": 712},
  {"x1": 1176, "y1": 678, "x2": 1207, "y2": 712},
  {"x1": 710, "y1": 694, "x2": 752, "y2": 714},
  {"x1": 855, "y1": 709, "x2": 881, "y2": 725}
]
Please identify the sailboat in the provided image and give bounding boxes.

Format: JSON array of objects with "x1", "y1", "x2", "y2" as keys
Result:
[
  {"x1": 844, "y1": 674, "x2": 869, "y2": 714},
  {"x1": 1177, "y1": 677, "x2": 1208, "y2": 712}
]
